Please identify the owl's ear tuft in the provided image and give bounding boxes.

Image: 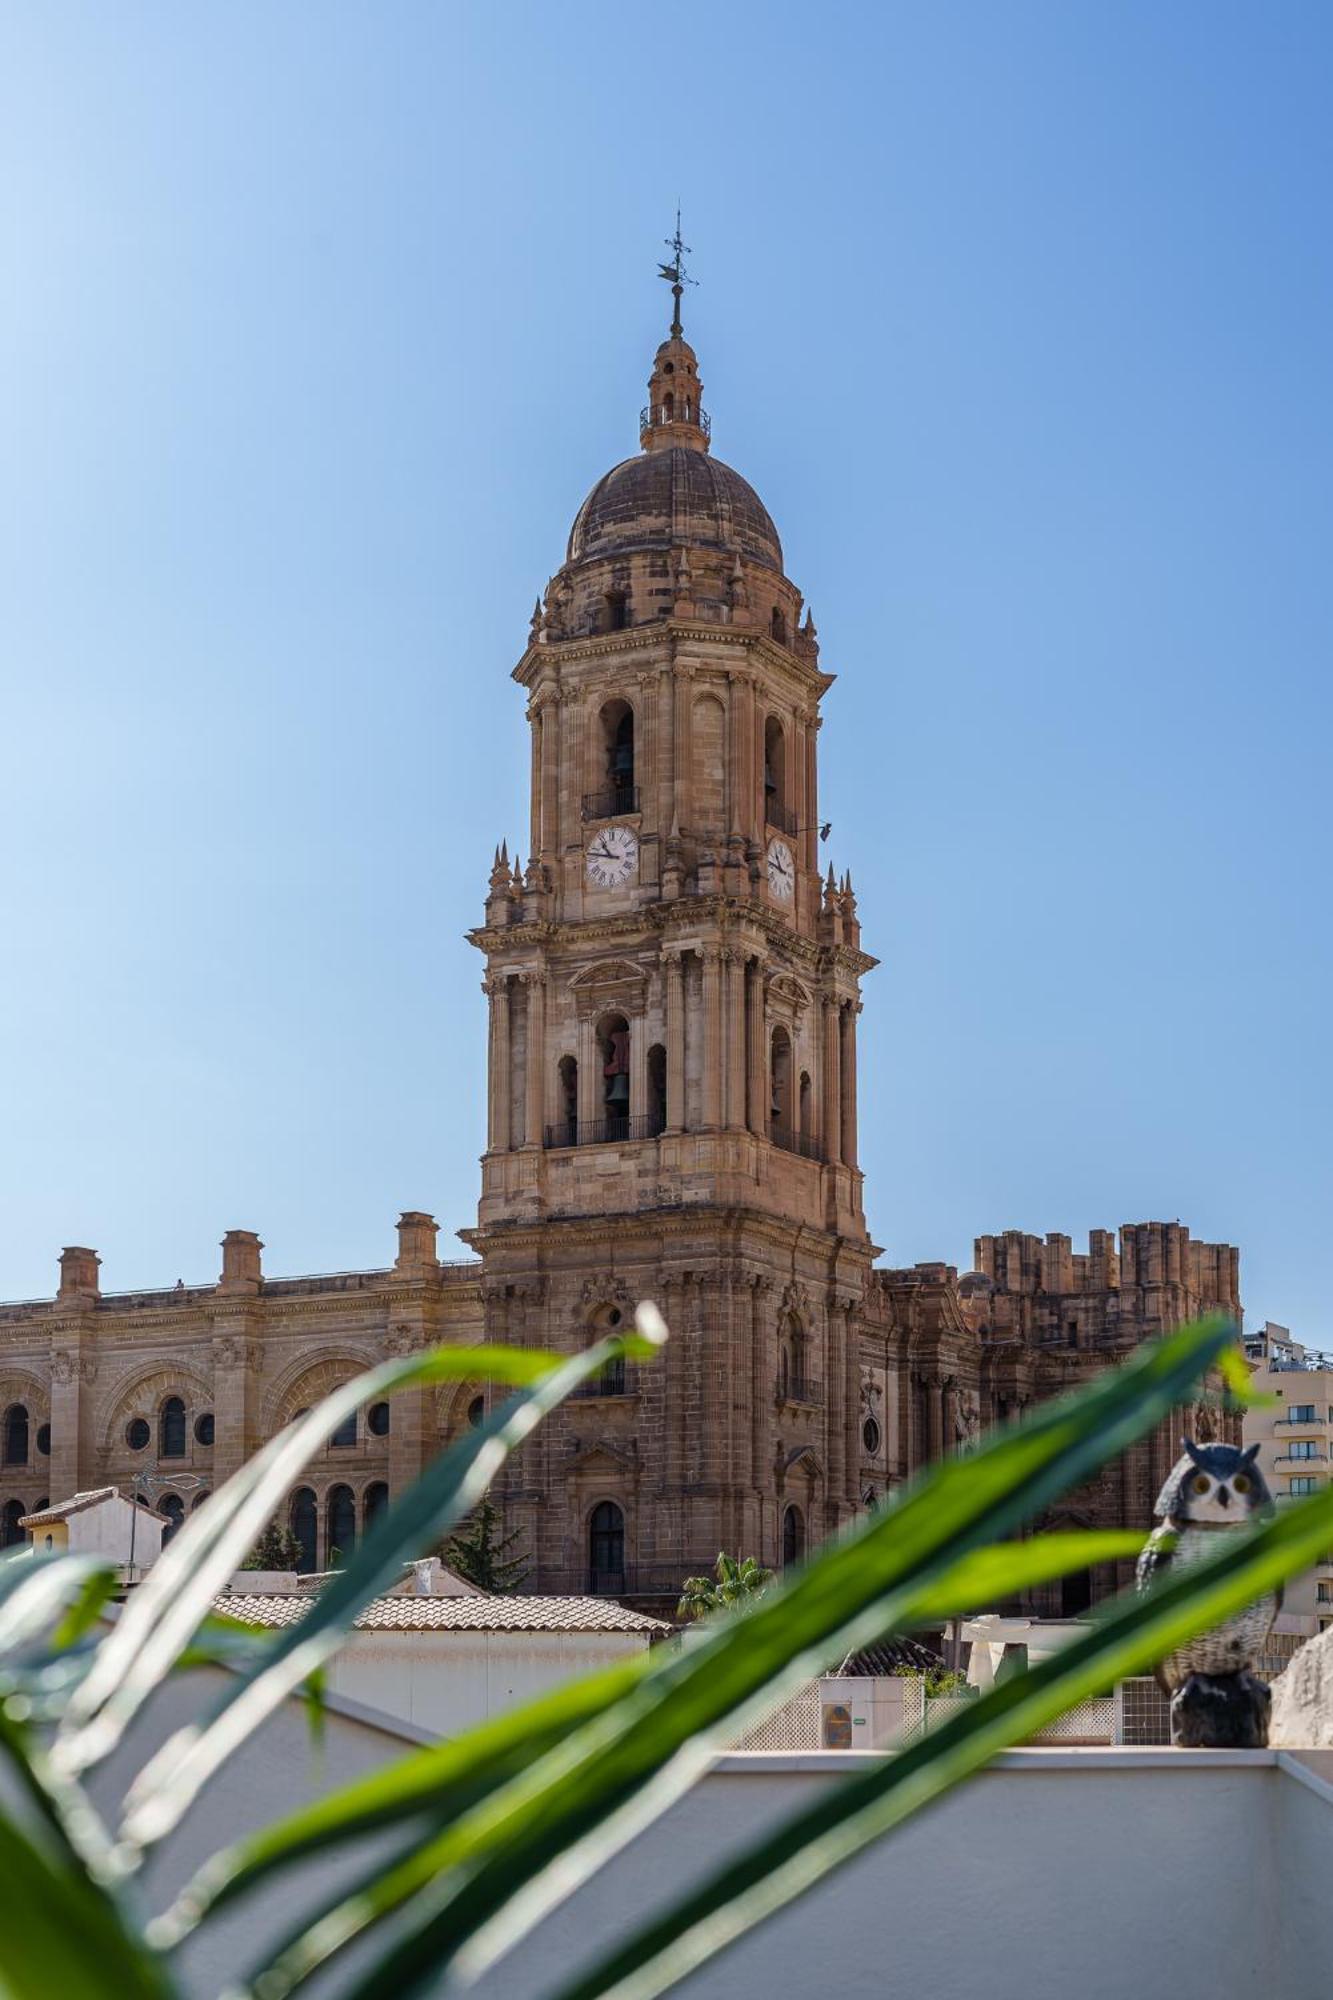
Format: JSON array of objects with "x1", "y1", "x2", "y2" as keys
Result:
[
  {"x1": 1183, "y1": 1438, "x2": 1205, "y2": 1467},
  {"x1": 1241, "y1": 1442, "x2": 1261, "y2": 1467}
]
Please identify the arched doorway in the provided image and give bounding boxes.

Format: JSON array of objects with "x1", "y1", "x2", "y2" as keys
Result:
[
  {"x1": 782, "y1": 1503, "x2": 805, "y2": 1570},
  {"x1": 290, "y1": 1487, "x2": 317, "y2": 1574},
  {"x1": 588, "y1": 1500, "x2": 625, "y2": 1592}
]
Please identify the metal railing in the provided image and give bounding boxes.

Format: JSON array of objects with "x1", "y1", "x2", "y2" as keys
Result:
[
  {"x1": 1275, "y1": 1412, "x2": 1328, "y2": 1426},
  {"x1": 776, "y1": 1376, "x2": 824, "y2": 1408},
  {"x1": 1277, "y1": 1450, "x2": 1329, "y2": 1465},
  {"x1": 543, "y1": 1114, "x2": 665, "y2": 1150},
  {"x1": 640, "y1": 402, "x2": 711, "y2": 440},
  {"x1": 765, "y1": 798, "x2": 799, "y2": 838},
  {"x1": 770, "y1": 1125, "x2": 824, "y2": 1163},
  {"x1": 581, "y1": 785, "x2": 640, "y2": 822}
]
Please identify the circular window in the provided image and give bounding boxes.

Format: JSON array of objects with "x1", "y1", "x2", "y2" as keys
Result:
[
  {"x1": 467, "y1": 1395, "x2": 485, "y2": 1430},
  {"x1": 194, "y1": 1413, "x2": 215, "y2": 1447},
  {"x1": 608, "y1": 1308, "x2": 622, "y2": 1327},
  {"x1": 368, "y1": 1401, "x2": 391, "y2": 1438},
  {"x1": 126, "y1": 1417, "x2": 150, "y2": 1452},
  {"x1": 862, "y1": 1416, "x2": 882, "y2": 1456},
  {"x1": 35, "y1": 1424, "x2": 50, "y2": 1457}
]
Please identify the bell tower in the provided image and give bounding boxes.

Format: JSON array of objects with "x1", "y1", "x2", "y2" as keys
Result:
[{"x1": 465, "y1": 233, "x2": 878, "y2": 1603}]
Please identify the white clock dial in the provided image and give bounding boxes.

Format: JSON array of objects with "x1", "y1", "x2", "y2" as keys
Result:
[
  {"x1": 766, "y1": 837, "x2": 795, "y2": 901},
  {"x1": 585, "y1": 823, "x2": 639, "y2": 890}
]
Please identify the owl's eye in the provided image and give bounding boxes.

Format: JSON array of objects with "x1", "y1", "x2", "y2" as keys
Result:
[
  {"x1": 1232, "y1": 1474, "x2": 1251, "y2": 1495},
  {"x1": 1191, "y1": 1473, "x2": 1211, "y2": 1495}
]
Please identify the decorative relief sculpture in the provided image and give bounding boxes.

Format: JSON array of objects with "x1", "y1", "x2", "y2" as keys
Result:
[{"x1": 1136, "y1": 1439, "x2": 1278, "y2": 1747}]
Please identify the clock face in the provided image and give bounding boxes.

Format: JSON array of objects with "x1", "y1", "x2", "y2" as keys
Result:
[
  {"x1": 766, "y1": 837, "x2": 795, "y2": 901},
  {"x1": 585, "y1": 823, "x2": 639, "y2": 890}
]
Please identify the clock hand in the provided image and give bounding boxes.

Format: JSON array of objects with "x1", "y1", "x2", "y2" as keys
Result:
[{"x1": 590, "y1": 839, "x2": 614, "y2": 861}]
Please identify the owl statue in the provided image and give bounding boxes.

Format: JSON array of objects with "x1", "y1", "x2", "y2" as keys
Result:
[{"x1": 1136, "y1": 1438, "x2": 1279, "y2": 1747}]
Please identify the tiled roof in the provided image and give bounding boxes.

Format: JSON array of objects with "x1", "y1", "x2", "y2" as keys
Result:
[
  {"x1": 218, "y1": 1591, "x2": 669, "y2": 1636},
  {"x1": 20, "y1": 1487, "x2": 163, "y2": 1529}
]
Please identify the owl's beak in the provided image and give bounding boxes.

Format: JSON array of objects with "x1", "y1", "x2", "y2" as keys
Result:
[{"x1": 1216, "y1": 1488, "x2": 1230, "y2": 1508}]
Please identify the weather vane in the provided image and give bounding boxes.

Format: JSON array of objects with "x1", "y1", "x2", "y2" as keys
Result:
[{"x1": 657, "y1": 206, "x2": 696, "y2": 339}]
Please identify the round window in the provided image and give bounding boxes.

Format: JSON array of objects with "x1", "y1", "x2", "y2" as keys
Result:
[
  {"x1": 368, "y1": 1401, "x2": 391, "y2": 1437},
  {"x1": 36, "y1": 1423, "x2": 50, "y2": 1457},
  {"x1": 126, "y1": 1417, "x2": 150, "y2": 1451},
  {"x1": 194, "y1": 1413, "x2": 215, "y2": 1447},
  {"x1": 862, "y1": 1416, "x2": 882, "y2": 1456},
  {"x1": 608, "y1": 1308, "x2": 622, "y2": 1327},
  {"x1": 467, "y1": 1395, "x2": 485, "y2": 1430}
]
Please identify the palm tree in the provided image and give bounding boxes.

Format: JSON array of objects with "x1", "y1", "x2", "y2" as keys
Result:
[{"x1": 678, "y1": 1550, "x2": 773, "y2": 1622}]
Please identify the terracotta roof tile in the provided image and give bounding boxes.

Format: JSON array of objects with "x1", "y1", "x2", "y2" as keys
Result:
[{"x1": 217, "y1": 1592, "x2": 669, "y2": 1636}]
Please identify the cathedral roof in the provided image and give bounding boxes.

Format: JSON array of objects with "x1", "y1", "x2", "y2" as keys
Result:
[{"x1": 567, "y1": 447, "x2": 783, "y2": 573}]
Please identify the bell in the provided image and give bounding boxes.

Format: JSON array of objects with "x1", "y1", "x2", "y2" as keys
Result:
[{"x1": 606, "y1": 1072, "x2": 630, "y2": 1107}]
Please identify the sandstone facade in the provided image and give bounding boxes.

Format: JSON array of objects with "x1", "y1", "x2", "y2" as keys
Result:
[{"x1": 0, "y1": 285, "x2": 1242, "y2": 1609}]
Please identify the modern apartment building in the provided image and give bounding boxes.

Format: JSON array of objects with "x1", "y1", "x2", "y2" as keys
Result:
[{"x1": 1244, "y1": 1321, "x2": 1333, "y2": 1636}]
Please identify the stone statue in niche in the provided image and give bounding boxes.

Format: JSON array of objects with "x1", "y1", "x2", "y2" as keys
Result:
[{"x1": 1136, "y1": 1440, "x2": 1278, "y2": 1747}]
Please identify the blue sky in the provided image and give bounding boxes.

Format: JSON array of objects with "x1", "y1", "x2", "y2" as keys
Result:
[{"x1": 2, "y1": 4, "x2": 1329, "y2": 1329}]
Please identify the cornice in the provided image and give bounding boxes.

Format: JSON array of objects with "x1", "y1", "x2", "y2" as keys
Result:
[{"x1": 511, "y1": 621, "x2": 828, "y2": 699}]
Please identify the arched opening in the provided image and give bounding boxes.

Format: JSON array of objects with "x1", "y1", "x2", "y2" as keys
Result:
[
  {"x1": 597, "y1": 1011, "x2": 630, "y2": 1142},
  {"x1": 158, "y1": 1494, "x2": 185, "y2": 1543},
  {"x1": 328, "y1": 1410, "x2": 357, "y2": 1450},
  {"x1": 684, "y1": 395, "x2": 693, "y2": 421},
  {"x1": 3, "y1": 1405, "x2": 28, "y2": 1467},
  {"x1": 604, "y1": 590, "x2": 628, "y2": 633},
  {"x1": 194, "y1": 1412, "x2": 214, "y2": 1447},
  {"x1": 598, "y1": 698, "x2": 635, "y2": 812},
  {"x1": 764, "y1": 715, "x2": 787, "y2": 825},
  {"x1": 2, "y1": 1499, "x2": 26, "y2": 1547},
  {"x1": 35, "y1": 1423, "x2": 50, "y2": 1457},
  {"x1": 159, "y1": 1397, "x2": 186, "y2": 1460},
  {"x1": 778, "y1": 1313, "x2": 809, "y2": 1401},
  {"x1": 368, "y1": 1401, "x2": 391, "y2": 1438},
  {"x1": 555, "y1": 1054, "x2": 578, "y2": 1148},
  {"x1": 363, "y1": 1482, "x2": 389, "y2": 1533},
  {"x1": 588, "y1": 1500, "x2": 625, "y2": 1592},
  {"x1": 662, "y1": 390, "x2": 675, "y2": 421},
  {"x1": 467, "y1": 1394, "x2": 486, "y2": 1429},
  {"x1": 647, "y1": 1042, "x2": 667, "y2": 1134},
  {"x1": 191, "y1": 1490, "x2": 209, "y2": 1511},
  {"x1": 585, "y1": 1306, "x2": 627, "y2": 1397},
  {"x1": 770, "y1": 1024, "x2": 793, "y2": 1141},
  {"x1": 798, "y1": 1069, "x2": 812, "y2": 1140},
  {"x1": 770, "y1": 607, "x2": 788, "y2": 646},
  {"x1": 782, "y1": 1503, "x2": 805, "y2": 1570},
  {"x1": 327, "y1": 1485, "x2": 356, "y2": 1566},
  {"x1": 290, "y1": 1487, "x2": 317, "y2": 1573},
  {"x1": 663, "y1": 360, "x2": 675, "y2": 374}
]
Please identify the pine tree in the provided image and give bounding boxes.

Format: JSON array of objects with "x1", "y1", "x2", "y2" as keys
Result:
[
  {"x1": 240, "y1": 1519, "x2": 305, "y2": 1572},
  {"x1": 445, "y1": 1499, "x2": 530, "y2": 1593}
]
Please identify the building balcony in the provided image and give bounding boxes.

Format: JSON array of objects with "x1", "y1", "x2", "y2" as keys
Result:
[
  {"x1": 1276, "y1": 1451, "x2": 1329, "y2": 1465},
  {"x1": 1274, "y1": 1413, "x2": 1328, "y2": 1427},
  {"x1": 543, "y1": 1114, "x2": 664, "y2": 1150},
  {"x1": 640, "y1": 401, "x2": 711, "y2": 440},
  {"x1": 776, "y1": 1376, "x2": 824, "y2": 1408},
  {"x1": 581, "y1": 784, "x2": 640, "y2": 822},
  {"x1": 770, "y1": 1125, "x2": 825, "y2": 1163}
]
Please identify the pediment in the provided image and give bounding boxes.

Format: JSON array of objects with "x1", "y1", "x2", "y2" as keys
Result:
[{"x1": 565, "y1": 1437, "x2": 639, "y2": 1475}]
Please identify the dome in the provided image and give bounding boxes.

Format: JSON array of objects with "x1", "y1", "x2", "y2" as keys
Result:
[{"x1": 566, "y1": 447, "x2": 784, "y2": 573}]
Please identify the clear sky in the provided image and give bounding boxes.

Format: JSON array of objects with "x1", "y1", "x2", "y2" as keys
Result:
[{"x1": 2, "y1": 4, "x2": 1329, "y2": 1330}]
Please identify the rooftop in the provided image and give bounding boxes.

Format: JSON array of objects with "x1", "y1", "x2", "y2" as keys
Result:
[{"x1": 219, "y1": 1591, "x2": 670, "y2": 1636}]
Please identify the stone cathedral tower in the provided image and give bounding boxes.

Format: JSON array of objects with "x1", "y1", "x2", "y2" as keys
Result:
[{"x1": 465, "y1": 255, "x2": 877, "y2": 1600}]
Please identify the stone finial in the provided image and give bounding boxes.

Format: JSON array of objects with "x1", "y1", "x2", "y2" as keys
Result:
[
  {"x1": 395, "y1": 1211, "x2": 439, "y2": 1276},
  {"x1": 529, "y1": 596, "x2": 543, "y2": 645},
  {"x1": 219, "y1": 1229, "x2": 263, "y2": 1296},
  {"x1": 57, "y1": 1246, "x2": 100, "y2": 1304}
]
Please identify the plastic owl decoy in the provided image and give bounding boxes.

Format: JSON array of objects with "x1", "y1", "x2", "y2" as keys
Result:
[{"x1": 1136, "y1": 1438, "x2": 1279, "y2": 1747}]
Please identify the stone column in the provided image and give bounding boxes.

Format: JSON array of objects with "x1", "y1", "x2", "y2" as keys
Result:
[
  {"x1": 657, "y1": 667, "x2": 675, "y2": 833},
  {"x1": 523, "y1": 974, "x2": 546, "y2": 1148},
  {"x1": 822, "y1": 996, "x2": 842, "y2": 1166},
  {"x1": 701, "y1": 946, "x2": 723, "y2": 1128},
  {"x1": 486, "y1": 977, "x2": 511, "y2": 1153},
  {"x1": 630, "y1": 1011, "x2": 648, "y2": 1129},
  {"x1": 746, "y1": 958, "x2": 766, "y2": 1136},
  {"x1": 724, "y1": 951, "x2": 746, "y2": 1129},
  {"x1": 840, "y1": 1001, "x2": 859, "y2": 1170},
  {"x1": 664, "y1": 951, "x2": 685, "y2": 1133},
  {"x1": 539, "y1": 696, "x2": 559, "y2": 859},
  {"x1": 673, "y1": 660, "x2": 692, "y2": 833},
  {"x1": 577, "y1": 1015, "x2": 599, "y2": 1137}
]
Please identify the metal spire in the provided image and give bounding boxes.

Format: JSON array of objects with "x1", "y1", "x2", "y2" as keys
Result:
[{"x1": 657, "y1": 206, "x2": 696, "y2": 339}]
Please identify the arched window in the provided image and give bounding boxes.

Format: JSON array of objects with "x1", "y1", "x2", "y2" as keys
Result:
[
  {"x1": 329, "y1": 1411, "x2": 357, "y2": 1450},
  {"x1": 770, "y1": 1025, "x2": 793, "y2": 1141},
  {"x1": 363, "y1": 1482, "x2": 389, "y2": 1533},
  {"x1": 3, "y1": 1405, "x2": 28, "y2": 1467},
  {"x1": 191, "y1": 1490, "x2": 210, "y2": 1511},
  {"x1": 798, "y1": 1070, "x2": 812, "y2": 1140},
  {"x1": 35, "y1": 1423, "x2": 50, "y2": 1457},
  {"x1": 604, "y1": 590, "x2": 628, "y2": 633},
  {"x1": 585, "y1": 1306, "x2": 627, "y2": 1397},
  {"x1": 194, "y1": 1412, "x2": 214, "y2": 1447},
  {"x1": 782, "y1": 1504, "x2": 805, "y2": 1569},
  {"x1": 2, "y1": 1499, "x2": 26, "y2": 1547},
  {"x1": 598, "y1": 698, "x2": 635, "y2": 811},
  {"x1": 778, "y1": 1314, "x2": 808, "y2": 1401},
  {"x1": 327, "y1": 1486, "x2": 357, "y2": 1565},
  {"x1": 159, "y1": 1397, "x2": 186, "y2": 1459},
  {"x1": 159, "y1": 1494, "x2": 185, "y2": 1543},
  {"x1": 764, "y1": 715, "x2": 786, "y2": 825},
  {"x1": 290, "y1": 1487, "x2": 317, "y2": 1574},
  {"x1": 662, "y1": 391, "x2": 675, "y2": 422},
  {"x1": 770, "y1": 606, "x2": 787, "y2": 646},
  {"x1": 588, "y1": 1500, "x2": 625, "y2": 1591},
  {"x1": 467, "y1": 1394, "x2": 486, "y2": 1429},
  {"x1": 597, "y1": 1011, "x2": 630, "y2": 1140},
  {"x1": 368, "y1": 1401, "x2": 390, "y2": 1438},
  {"x1": 647, "y1": 1043, "x2": 667, "y2": 1134}
]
